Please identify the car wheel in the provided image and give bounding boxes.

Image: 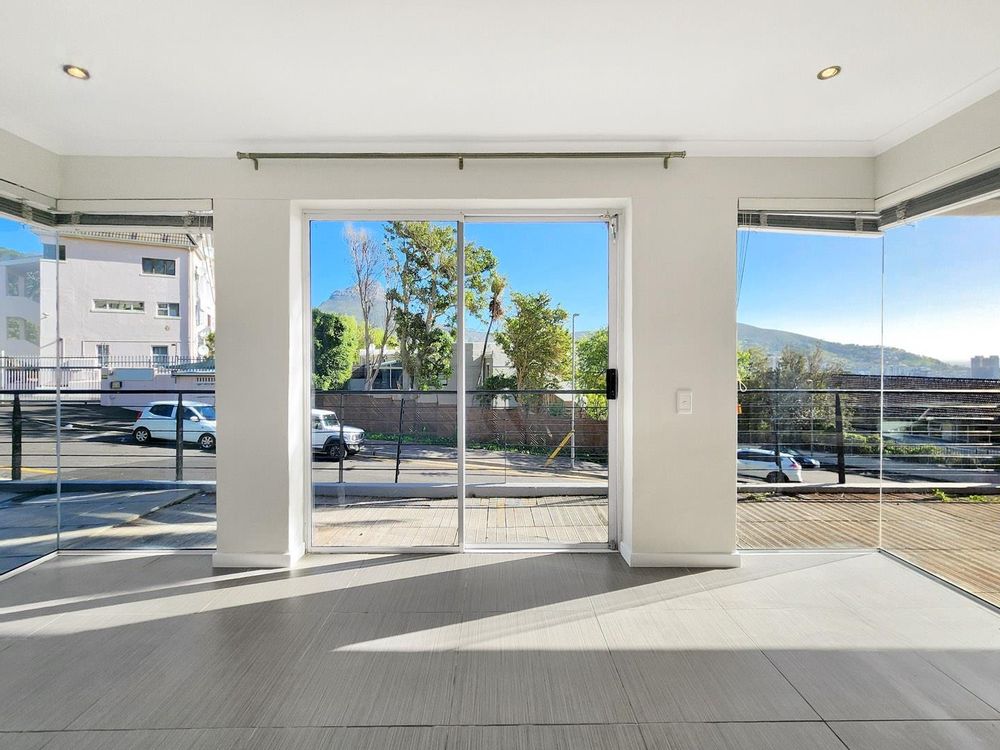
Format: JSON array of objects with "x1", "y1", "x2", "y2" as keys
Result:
[
  {"x1": 326, "y1": 442, "x2": 344, "y2": 460},
  {"x1": 133, "y1": 427, "x2": 151, "y2": 444},
  {"x1": 765, "y1": 471, "x2": 785, "y2": 483},
  {"x1": 198, "y1": 433, "x2": 216, "y2": 451}
]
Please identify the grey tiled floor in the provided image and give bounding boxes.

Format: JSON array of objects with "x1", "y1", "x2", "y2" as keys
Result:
[{"x1": 0, "y1": 551, "x2": 999, "y2": 749}]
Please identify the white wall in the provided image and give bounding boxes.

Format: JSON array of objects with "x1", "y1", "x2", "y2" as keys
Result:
[
  {"x1": 876, "y1": 89, "x2": 1000, "y2": 204},
  {"x1": 56, "y1": 236, "x2": 193, "y2": 359},
  {"x1": 47, "y1": 153, "x2": 873, "y2": 566},
  {"x1": 0, "y1": 128, "x2": 60, "y2": 203}
]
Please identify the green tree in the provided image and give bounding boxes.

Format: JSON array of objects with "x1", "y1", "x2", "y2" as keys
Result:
[
  {"x1": 384, "y1": 221, "x2": 497, "y2": 388},
  {"x1": 576, "y1": 327, "x2": 609, "y2": 420},
  {"x1": 737, "y1": 344, "x2": 846, "y2": 446},
  {"x1": 496, "y1": 292, "x2": 572, "y2": 391},
  {"x1": 203, "y1": 330, "x2": 216, "y2": 358},
  {"x1": 312, "y1": 309, "x2": 360, "y2": 390},
  {"x1": 478, "y1": 273, "x2": 507, "y2": 386}
]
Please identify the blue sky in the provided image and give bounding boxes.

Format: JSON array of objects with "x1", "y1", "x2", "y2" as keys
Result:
[
  {"x1": 310, "y1": 220, "x2": 609, "y2": 333},
  {"x1": 0, "y1": 217, "x2": 43, "y2": 254},
  {"x1": 738, "y1": 215, "x2": 1000, "y2": 363}
]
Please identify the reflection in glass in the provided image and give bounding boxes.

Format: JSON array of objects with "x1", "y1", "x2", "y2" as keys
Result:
[
  {"x1": 882, "y1": 209, "x2": 1000, "y2": 606},
  {"x1": 0, "y1": 218, "x2": 56, "y2": 573}
]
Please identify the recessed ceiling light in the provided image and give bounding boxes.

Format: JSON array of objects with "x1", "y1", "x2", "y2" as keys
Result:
[
  {"x1": 817, "y1": 65, "x2": 841, "y2": 81},
  {"x1": 62, "y1": 64, "x2": 90, "y2": 80}
]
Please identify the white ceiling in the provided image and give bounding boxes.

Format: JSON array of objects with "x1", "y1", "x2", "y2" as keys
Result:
[{"x1": 2, "y1": 0, "x2": 1000, "y2": 157}]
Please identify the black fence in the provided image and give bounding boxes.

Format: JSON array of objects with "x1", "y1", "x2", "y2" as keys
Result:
[{"x1": 739, "y1": 387, "x2": 1000, "y2": 484}]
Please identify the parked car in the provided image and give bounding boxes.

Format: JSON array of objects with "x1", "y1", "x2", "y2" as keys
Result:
[
  {"x1": 312, "y1": 409, "x2": 365, "y2": 459},
  {"x1": 132, "y1": 405, "x2": 365, "y2": 459},
  {"x1": 758, "y1": 446, "x2": 821, "y2": 469},
  {"x1": 782, "y1": 448, "x2": 822, "y2": 470},
  {"x1": 738, "y1": 448, "x2": 803, "y2": 483},
  {"x1": 132, "y1": 401, "x2": 217, "y2": 450}
]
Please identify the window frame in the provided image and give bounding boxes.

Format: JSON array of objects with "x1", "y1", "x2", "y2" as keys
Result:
[
  {"x1": 141, "y1": 257, "x2": 177, "y2": 276},
  {"x1": 93, "y1": 299, "x2": 145, "y2": 313}
]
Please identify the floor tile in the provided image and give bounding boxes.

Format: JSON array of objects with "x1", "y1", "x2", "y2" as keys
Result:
[
  {"x1": 0, "y1": 732, "x2": 56, "y2": 750},
  {"x1": 331, "y1": 554, "x2": 467, "y2": 612},
  {"x1": 447, "y1": 724, "x2": 645, "y2": 750},
  {"x1": 35, "y1": 728, "x2": 254, "y2": 750},
  {"x1": 571, "y1": 555, "x2": 717, "y2": 614},
  {"x1": 67, "y1": 608, "x2": 326, "y2": 730},
  {"x1": 641, "y1": 721, "x2": 846, "y2": 749},
  {"x1": 765, "y1": 647, "x2": 999, "y2": 720},
  {"x1": 245, "y1": 726, "x2": 448, "y2": 750},
  {"x1": 831, "y1": 720, "x2": 1000, "y2": 750},
  {"x1": 256, "y1": 611, "x2": 462, "y2": 726},
  {"x1": 450, "y1": 609, "x2": 634, "y2": 725},
  {"x1": 456, "y1": 553, "x2": 596, "y2": 612},
  {"x1": 599, "y1": 607, "x2": 817, "y2": 722}
]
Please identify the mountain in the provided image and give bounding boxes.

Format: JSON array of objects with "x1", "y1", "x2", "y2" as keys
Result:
[
  {"x1": 738, "y1": 322, "x2": 968, "y2": 377},
  {"x1": 317, "y1": 284, "x2": 389, "y2": 329}
]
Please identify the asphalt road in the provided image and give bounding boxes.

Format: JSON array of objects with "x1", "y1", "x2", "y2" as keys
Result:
[{"x1": 0, "y1": 403, "x2": 608, "y2": 485}]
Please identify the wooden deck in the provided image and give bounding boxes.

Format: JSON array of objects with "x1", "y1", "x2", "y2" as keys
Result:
[
  {"x1": 739, "y1": 492, "x2": 1000, "y2": 607},
  {"x1": 312, "y1": 495, "x2": 609, "y2": 547}
]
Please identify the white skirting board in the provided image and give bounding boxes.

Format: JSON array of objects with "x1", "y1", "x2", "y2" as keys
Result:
[
  {"x1": 619, "y1": 541, "x2": 741, "y2": 568},
  {"x1": 212, "y1": 543, "x2": 305, "y2": 569}
]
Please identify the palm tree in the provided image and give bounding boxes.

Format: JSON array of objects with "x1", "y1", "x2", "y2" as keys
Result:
[{"x1": 479, "y1": 273, "x2": 507, "y2": 385}]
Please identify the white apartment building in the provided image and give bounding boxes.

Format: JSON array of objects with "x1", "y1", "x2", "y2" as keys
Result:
[{"x1": 0, "y1": 230, "x2": 215, "y2": 364}]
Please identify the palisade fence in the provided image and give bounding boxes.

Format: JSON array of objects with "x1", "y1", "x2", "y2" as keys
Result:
[
  {"x1": 739, "y1": 387, "x2": 1000, "y2": 484},
  {"x1": 0, "y1": 356, "x2": 208, "y2": 400},
  {"x1": 313, "y1": 388, "x2": 609, "y2": 459}
]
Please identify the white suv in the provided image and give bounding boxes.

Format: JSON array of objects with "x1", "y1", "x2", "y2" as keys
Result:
[
  {"x1": 132, "y1": 401, "x2": 217, "y2": 450},
  {"x1": 312, "y1": 409, "x2": 365, "y2": 459},
  {"x1": 737, "y1": 448, "x2": 803, "y2": 483}
]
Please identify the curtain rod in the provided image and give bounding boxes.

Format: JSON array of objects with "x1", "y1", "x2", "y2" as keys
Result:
[{"x1": 236, "y1": 150, "x2": 686, "y2": 171}]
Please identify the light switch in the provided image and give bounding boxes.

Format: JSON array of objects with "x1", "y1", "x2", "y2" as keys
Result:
[{"x1": 676, "y1": 389, "x2": 693, "y2": 415}]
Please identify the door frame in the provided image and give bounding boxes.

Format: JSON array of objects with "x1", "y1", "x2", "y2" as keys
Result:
[{"x1": 302, "y1": 207, "x2": 624, "y2": 553}]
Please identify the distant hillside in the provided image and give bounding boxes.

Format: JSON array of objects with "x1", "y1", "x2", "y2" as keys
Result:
[
  {"x1": 317, "y1": 284, "x2": 389, "y2": 329},
  {"x1": 738, "y1": 322, "x2": 967, "y2": 377}
]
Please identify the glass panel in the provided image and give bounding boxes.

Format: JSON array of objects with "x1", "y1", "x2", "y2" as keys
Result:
[
  {"x1": 55, "y1": 228, "x2": 216, "y2": 551},
  {"x1": 882, "y1": 205, "x2": 1000, "y2": 606},
  {"x1": 310, "y1": 220, "x2": 460, "y2": 547},
  {"x1": 464, "y1": 221, "x2": 610, "y2": 545},
  {"x1": 0, "y1": 217, "x2": 57, "y2": 573},
  {"x1": 736, "y1": 228, "x2": 883, "y2": 549}
]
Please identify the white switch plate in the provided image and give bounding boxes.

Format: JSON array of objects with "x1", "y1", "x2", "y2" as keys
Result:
[{"x1": 676, "y1": 389, "x2": 693, "y2": 415}]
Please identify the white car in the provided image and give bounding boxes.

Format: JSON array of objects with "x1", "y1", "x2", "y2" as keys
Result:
[
  {"x1": 131, "y1": 401, "x2": 217, "y2": 451},
  {"x1": 737, "y1": 448, "x2": 803, "y2": 483},
  {"x1": 312, "y1": 409, "x2": 365, "y2": 459},
  {"x1": 132, "y1": 404, "x2": 365, "y2": 459}
]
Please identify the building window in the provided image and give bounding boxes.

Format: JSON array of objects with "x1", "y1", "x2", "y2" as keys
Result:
[
  {"x1": 157, "y1": 302, "x2": 180, "y2": 318},
  {"x1": 93, "y1": 299, "x2": 145, "y2": 313},
  {"x1": 96, "y1": 343, "x2": 110, "y2": 365},
  {"x1": 142, "y1": 257, "x2": 176, "y2": 276},
  {"x1": 6, "y1": 317, "x2": 23, "y2": 340},
  {"x1": 151, "y1": 345, "x2": 170, "y2": 364},
  {"x1": 43, "y1": 244, "x2": 66, "y2": 261}
]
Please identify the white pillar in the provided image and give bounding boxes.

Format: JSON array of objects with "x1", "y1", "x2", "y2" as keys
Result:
[{"x1": 212, "y1": 199, "x2": 308, "y2": 568}]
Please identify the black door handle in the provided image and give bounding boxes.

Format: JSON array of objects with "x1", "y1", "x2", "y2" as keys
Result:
[{"x1": 606, "y1": 368, "x2": 618, "y2": 400}]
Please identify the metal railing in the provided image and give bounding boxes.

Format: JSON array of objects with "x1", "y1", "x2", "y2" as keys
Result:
[
  {"x1": 0, "y1": 356, "x2": 212, "y2": 399},
  {"x1": 738, "y1": 387, "x2": 1000, "y2": 485},
  {"x1": 0, "y1": 388, "x2": 216, "y2": 484}
]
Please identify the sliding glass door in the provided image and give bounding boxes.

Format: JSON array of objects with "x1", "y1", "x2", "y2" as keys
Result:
[
  {"x1": 308, "y1": 214, "x2": 614, "y2": 550},
  {"x1": 462, "y1": 220, "x2": 611, "y2": 546}
]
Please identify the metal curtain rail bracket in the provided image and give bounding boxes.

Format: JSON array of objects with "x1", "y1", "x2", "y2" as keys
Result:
[{"x1": 236, "y1": 150, "x2": 687, "y2": 171}]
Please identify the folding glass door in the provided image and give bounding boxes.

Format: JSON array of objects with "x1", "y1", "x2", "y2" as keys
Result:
[{"x1": 308, "y1": 215, "x2": 612, "y2": 550}]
